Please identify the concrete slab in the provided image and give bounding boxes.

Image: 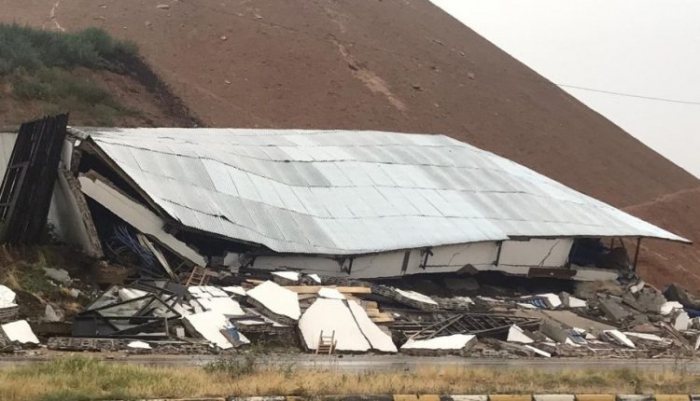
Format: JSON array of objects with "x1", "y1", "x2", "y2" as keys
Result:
[
  {"x1": 1, "y1": 320, "x2": 39, "y2": 344},
  {"x1": 299, "y1": 298, "x2": 370, "y2": 352},
  {"x1": 401, "y1": 334, "x2": 476, "y2": 351},
  {"x1": 247, "y1": 281, "x2": 301, "y2": 321},
  {"x1": 348, "y1": 300, "x2": 397, "y2": 353}
]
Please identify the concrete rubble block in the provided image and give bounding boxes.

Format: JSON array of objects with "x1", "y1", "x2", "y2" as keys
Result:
[
  {"x1": 1, "y1": 320, "x2": 40, "y2": 344},
  {"x1": 540, "y1": 319, "x2": 572, "y2": 343},
  {"x1": 629, "y1": 280, "x2": 645, "y2": 293},
  {"x1": 43, "y1": 267, "x2": 71, "y2": 285},
  {"x1": 525, "y1": 344, "x2": 552, "y2": 357},
  {"x1": 634, "y1": 288, "x2": 667, "y2": 313},
  {"x1": 623, "y1": 332, "x2": 673, "y2": 347},
  {"x1": 600, "y1": 329, "x2": 636, "y2": 348},
  {"x1": 394, "y1": 288, "x2": 439, "y2": 310},
  {"x1": 247, "y1": 280, "x2": 301, "y2": 323},
  {"x1": 674, "y1": 311, "x2": 691, "y2": 331},
  {"x1": 507, "y1": 324, "x2": 534, "y2": 344},
  {"x1": 661, "y1": 301, "x2": 684, "y2": 315},
  {"x1": 560, "y1": 292, "x2": 587, "y2": 308},
  {"x1": 44, "y1": 304, "x2": 63, "y2": 322},
  {"x1": 599, "y1": 297, "x2": 635, "y2": 322},
  {"x1": 401, "y1": 334, "x2": 477, "y2": 356},
  {"x1": 534, "y1": 395, "x2": 575, "y2": 401}
]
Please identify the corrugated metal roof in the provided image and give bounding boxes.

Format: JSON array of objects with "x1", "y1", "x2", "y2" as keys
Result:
[{"x1": 74, "y1": 128, "x2": 688, "y2": 254}]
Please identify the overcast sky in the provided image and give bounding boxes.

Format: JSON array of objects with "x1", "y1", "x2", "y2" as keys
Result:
[{"x1": 430, "y1": 0, "x2": 700, "y2": 179}]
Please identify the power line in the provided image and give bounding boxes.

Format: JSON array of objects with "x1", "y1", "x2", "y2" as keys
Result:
[{"x1": 557, "y1": 83, "x2": 700, "y2": 106}]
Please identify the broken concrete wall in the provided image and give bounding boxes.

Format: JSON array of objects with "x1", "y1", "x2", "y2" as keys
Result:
[{"x1": 498, "y1": 239, "x2": 573, "y2": 267}]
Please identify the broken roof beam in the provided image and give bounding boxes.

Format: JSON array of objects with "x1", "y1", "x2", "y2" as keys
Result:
[{"x1": 78, "y1": 172, "x2": 206, "y2": 267}]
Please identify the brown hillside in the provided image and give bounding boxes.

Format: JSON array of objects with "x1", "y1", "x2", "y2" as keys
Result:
[
  {"x1": 1, "y1": 0, "x2": 698, "y2": 285},
  {"x1": 2, "y1": 0, "x2": 696, "y2": 207},
  {"x1": 626, "y1": 188, "x2": 700, "y2": 292}
]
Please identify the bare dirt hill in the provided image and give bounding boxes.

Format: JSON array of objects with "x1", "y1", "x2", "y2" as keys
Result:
[
  {"x1": 1, "y1": 0, "x2": 698, "y2": 285},
  {"x1": 626, "y1": 188, "x2": 700, "y2": 291}
]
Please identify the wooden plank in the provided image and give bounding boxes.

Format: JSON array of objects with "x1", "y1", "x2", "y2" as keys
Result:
[
  {"x1": 297, "y1": 294, "x2": 317, "y2": 301},
  {"x1": 284, "y1": 286, "x2": 371, "y2": 294},
  {"x1": 361, "y1": 301, "x2": 378, "y2": 309},
  {"x1": 371, "y1": 316, "x2": 395, "y2": 323}
]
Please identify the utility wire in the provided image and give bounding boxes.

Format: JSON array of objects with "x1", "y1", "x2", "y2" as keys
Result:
[{"x1": 557, "y1": 83, "x2": 700, "y2": 106}]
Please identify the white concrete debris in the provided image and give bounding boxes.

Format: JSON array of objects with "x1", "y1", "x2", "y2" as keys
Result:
[
  {"x1": 695, "y1": 334, "x2": 700, "y2": 351},
  {"x1": 1, "y1": 320, "x2": 40, "y2": 344},
  {"x1": 395, "y1": 288, "x2": 438, "y2": 305},
  {"x1": 561, "y1": 294, "x2": 587, "y2": 308},
  {"x1": 183, "y1": 311, "x2": 249, "y2": 349},
  {"x1": 525, "y1": 345, "x2": 552, "y2": 357},
  {"x1": 537, "y1": 293, "x2": 563, "y2": 309},
  {"x1": 196, "y1": 296, "x2": 246, "y2": 317},
  {"x1": 517, "y1": 303, "x2": 539, "y2": 309},
  {"x1": 674, "y1": 311, "x2": 691, "y2": 331},
  {"x1": 298, "y1": 298, "x2": 370, "y2": 352},
  {"x1": 308, "y1": 274, "x2": 322, "y2": 284},
  {"x1": 44, "y1": 304, "x2": 62, "y2": 322},
  {"x1": 272, "y1": 271, "x2": 300, "y2": 282},
  {"x1": 603, "y1": 330, "x2": 636, "y2": 348},
  {"x1": 118, "y1": 288, "x2": 149, "y2": 301},
  {"x1": 347, "y1": 300, "x2": 398, "y2": 353},
  {"x1": 43, "y1": 267, "x2": 71, "y2": 285},
  {"x1": 221, "y1": 286, "x2": 247, "y2": 297},
  {"x1": 624, "y1": 332, "x2": 673, "y2": 346},
  {"x1": 401, "y1": 334, "x2": 476, "y2": 351},
  {"x1": 0, "y1": 285, "x2": 17, "y2": 308},
  {"x1": 247, "y1": 281, "x2": 301, "y2": 321},
  {"x1": 318, "y1": 287, "x2": 345, "y2": 300},
  {"x1": 127, "y1": 341, "x2": 152, "y2": 350},
  {"x1": 507, "y1": 325, "x2": 534, "y2": 344},
  {"x1": 630, "y1": 281, "x2": 645, "y2": 294},
  {"x1": 660, "y1": 301, "x2": 684, "y2": 315}
]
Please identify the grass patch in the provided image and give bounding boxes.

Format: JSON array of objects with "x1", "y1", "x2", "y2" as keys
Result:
[
  {"x1": 0, "y1": 356, "x2": 699, "y2": 400},
  {"x1": 0, "y1": 24, "x2": 136, "y2": 74},
  {"x1": 0, "y1": 23, "x2": 140, "y2": 125}
]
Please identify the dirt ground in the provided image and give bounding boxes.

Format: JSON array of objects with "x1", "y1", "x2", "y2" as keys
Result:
[{"x1": 0, "y1": 0, "x2": 698, "y2": 289}]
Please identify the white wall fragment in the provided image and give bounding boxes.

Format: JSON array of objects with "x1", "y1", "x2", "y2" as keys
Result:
[
  {"x1": 298, "y1": 298, "x2": 370, "y2": 352},
  {"x1": 247, "y1": 281, "x2": 301, "y2": 321},
  {"x1": 1, "y1": 320, "x2": 40, "y2": 344},
  {"x1": 602, "y1": 329, "x2": 636, "y2": 348},
  {"x1": 395, "y1": 288, "x2": 438, "y2": 305},
  {"x1": 272, "y1": 271, "x2": 300, "y2": 282},
  {"x1": 507, "y1": 325, "x2": 534, "y2": 343},
  {"x1": 127, "y1": 341, "x2": 152, "y2": 349},
  {"x1": 674, "y1": 311, "x2": 690, "y2": 331},
  {"x1": 401, "y1": 334, "x2": 476, "y2": 351},
  {"x1": 197, "y1": 297, "x2": 246, "y2": 317},
  {"x1": 318, "y1": 288, "x2": 345, "y2": 300},
  {"x1": 0, "y1": 285, "x2": 17, "y2": 308},
  {"x1": 183, "y1": 311, "x2": 249, "y2": 349},
  {"x1": 524, "y1": 345, "x2": 551, "y2": 357},
  {"x1": 660, "y1": 301, "x2": 684, "y2": 315},
  {"x1": 308, "y1": 274, "x2": 322, "y2": 284},
  {"x1": 347, "y1": 300, "x2": 397, "y2": 353},
  {"x1": 221, "y1": 286, "x2": 247, "y2": 296}
]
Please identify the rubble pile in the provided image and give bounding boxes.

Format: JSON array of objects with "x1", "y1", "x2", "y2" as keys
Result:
[{"x1": 3, "y1": 263, "x2": 700, "y2": 360}]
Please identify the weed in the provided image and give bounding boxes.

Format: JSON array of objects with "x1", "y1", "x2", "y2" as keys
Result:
[{"x1": 203, "y1": 354, "x2": 258, "y2": 378}]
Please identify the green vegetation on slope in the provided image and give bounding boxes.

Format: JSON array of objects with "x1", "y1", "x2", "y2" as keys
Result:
[
  {"x1": 0, "y1": 356, "x2": 699, "y2": 401},
  {"x1": 0, "y1": 24, "x2": 139, "y2": 125}
]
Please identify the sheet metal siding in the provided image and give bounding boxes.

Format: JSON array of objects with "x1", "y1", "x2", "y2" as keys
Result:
[{"x1": 79, "y1": 128, "x2": 687, "y2": 254}]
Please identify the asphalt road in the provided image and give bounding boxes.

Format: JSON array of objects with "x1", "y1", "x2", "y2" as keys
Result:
[{"x1": 2, "y1": 354, "x2": 699, "y2": 373}]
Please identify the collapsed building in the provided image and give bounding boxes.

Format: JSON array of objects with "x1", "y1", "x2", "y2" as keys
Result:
[{"x1": 0, "y1": 116, "x2": 694, "y2": 356}]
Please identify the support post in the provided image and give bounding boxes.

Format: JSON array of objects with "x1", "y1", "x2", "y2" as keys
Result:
[{"x1": 632, "y1": 237, "x2": 642, "y2": 272}]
